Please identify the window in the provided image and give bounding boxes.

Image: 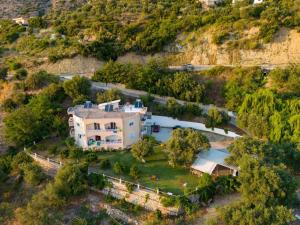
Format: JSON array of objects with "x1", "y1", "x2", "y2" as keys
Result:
[
  {"x1": 94, "y1": 123, "x2": 100, "y2": 130},
  {"x1": 95, "y1": 135, "x2": 101, "y2": 141},
  {"x1": 78, "y1": 134, "x2": 82, "y2": 139},
  {"x1": 77, "y1": 123, "x2": 80, "y2": 127},
  {"x1": 110, "y1": 122, "x2": 116, "y2": 129},
  {"x1": 129, "y1": 121, "x2": 134, "y2": 126}
]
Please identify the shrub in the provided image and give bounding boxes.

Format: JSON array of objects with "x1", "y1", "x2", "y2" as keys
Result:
[
  {"x1": 25, "y1": 71, "x2": 59, "y2": 90},
  {"x1": 129, "y1": 165, "x2": 140, "y2": 180},
  {"x1": 88, "y1": 173, "x2": 106, "y2": 190},
  {"x1": 84, "y1": 152, "x2": 98, "y2": 163},
  {"x1": 0, "y1": 67, "x2": 8, "y2": 80},
  {"x1": 160, "y1": 195, "x2": 176, "y2": 207},
  {"x1": 215, "y1": 175, "x2": 239, "y2": 195},
  {"x1": 21, "y1": 163, "x2": 45, "y2": 186},
  {"x1": 131, "y1": 139, "x2": 153, "y2": 163},
  {"x1": 112, "y1": 162, "x2": 124, "y2": 174},
  {"x1": 99, "y1": 159, "x2": 111, "y2": 169},
  {"x1": 63, "y1": 75, "x2": 91, "y2": 103},
  {"x1": 125, "y1": 182, "x2": 135, "y2": 193},
  {"x1": 14, "y1": 68, "x2": 28, "y2": 80},
  {"x1": 96, "y1": 89, "x2": 123, "y2": 104}
]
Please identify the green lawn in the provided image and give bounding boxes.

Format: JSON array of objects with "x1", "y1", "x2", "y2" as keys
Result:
[{"x1": 94, "y1": 148, "x2": 199, "y2": 195}]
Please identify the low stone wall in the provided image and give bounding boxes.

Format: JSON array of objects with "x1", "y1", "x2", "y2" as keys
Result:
[
  {"x1": 92, "y1": 179, "x2": 180, "y2": 216},
  {"x1": 28, "y1": 152, "x2": 180, "y2": 216}
]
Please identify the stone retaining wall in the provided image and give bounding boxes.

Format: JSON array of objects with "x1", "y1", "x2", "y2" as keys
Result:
[
  {"x1": 28, "y1": 152, "x2": 181, "y2": 216},
  {"x1": 92, "y1": 179, "x2": 181, "y2": 216}
]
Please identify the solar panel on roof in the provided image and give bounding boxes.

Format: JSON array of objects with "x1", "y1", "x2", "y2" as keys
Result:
[
  {"x1": 84, "y1": 101, "x2": 92, "y2": 108},
  {"x1": 134, "y1": 100, "x2": 143, "y2": 108}
]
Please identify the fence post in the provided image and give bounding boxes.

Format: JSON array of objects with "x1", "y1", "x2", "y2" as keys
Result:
[
  {"x1": 137, "y1": 183, "x2": 140, "y2": 190},
  {"x1": 156, "y1": 188, "x2": 159, "y2": 194},
  {"x1": 35, "y1": 153, "x2": 37, "y2": 158},
  {"x1": 119, "y1": 178, "x2": 122, "y2": 184},
  {"x1": 60, "y1": 161, "x2": 62, "y2": 166},
  {"x1": 47, "y1": 158, "x2": 50, "y2": 162}
]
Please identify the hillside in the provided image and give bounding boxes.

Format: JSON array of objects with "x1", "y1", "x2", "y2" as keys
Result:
[
  {"x1": 0, "y1": 0, "x2": 299, "y2": 67},
  {"x1": 0, "y1": 0, "x2": 87, "y2": 18}
]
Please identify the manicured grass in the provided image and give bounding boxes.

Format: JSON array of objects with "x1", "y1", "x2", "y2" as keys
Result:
[{"x1": 94, "y1": 148, "x2": 199, "y2": 195}]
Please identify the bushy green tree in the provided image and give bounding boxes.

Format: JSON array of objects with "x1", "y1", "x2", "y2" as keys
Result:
[
  {"x1": 16, "y1": 163, "x2": 88, "y2": 225},
  {"x1": 224, "y1": 67, "x2": 265, "y2": 111},
  {"x1": 21, "y1": 163, "x2": 45, "y2": 186},
  {"x1": 4, "y1": 94, "x2": 60, "y2": 146},
  {"x1": 63, "y1": 76, "x2": 91, "y2": 103},
  {"x1": 268, "y1": 65, "x2": 300, "y2": 94},
  {"x1": 25, "y1": 71, "x2": 59, "y2": 90},
  {"x1": 96, "y1": 89, "x2": 122, "y2": 104},
  {"x1": 112, "y1": 162, "x2": 124, "y2": 174},
  {"x1": 165, "y1": 128, "x2": 210, "y2": 167},
  {"x1": 129, "y1": 164, "x2": 140, "y2": 180},
  {"x1": 205, "y1": 107, "x2": 229, "y2": 128},
  {"x1": 131, "y1": 139, "x2": 154, "y2": 163}
]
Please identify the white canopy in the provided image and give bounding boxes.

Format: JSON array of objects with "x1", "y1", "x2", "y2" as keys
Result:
[{"x1": 191, "y1": 149, "x2": 238, "y2": 175}]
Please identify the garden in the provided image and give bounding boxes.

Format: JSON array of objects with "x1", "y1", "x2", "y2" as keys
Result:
[{"x1": 92, "y1": 148, "x2": 200, "y2": 195}]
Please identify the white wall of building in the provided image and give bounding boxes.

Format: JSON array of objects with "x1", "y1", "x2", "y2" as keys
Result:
[{"x1": 145, "y1": 115, "x2": 241, "y2": 138}]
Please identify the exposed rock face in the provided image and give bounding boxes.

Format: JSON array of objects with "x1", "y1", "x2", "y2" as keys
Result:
[
  {"x1": 173, "y1": 28, "x2": 300, "y2": 67},
  {"x1": 35, "y1": 55, "x2": 104, "y2": 77}
]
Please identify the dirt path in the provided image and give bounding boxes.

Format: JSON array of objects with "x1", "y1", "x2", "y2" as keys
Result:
[{"x1": 193, "y1": 193, "x2": 241, "y2": 225}]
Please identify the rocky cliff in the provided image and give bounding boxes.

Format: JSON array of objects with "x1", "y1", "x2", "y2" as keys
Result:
[{"x1": 170, "y1": 28, "x2": 300, "y2": 67}]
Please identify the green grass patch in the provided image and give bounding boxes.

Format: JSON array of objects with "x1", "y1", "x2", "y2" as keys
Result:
[{"x1": 94, "y1": 148, "x2": 199, "y2": 195}]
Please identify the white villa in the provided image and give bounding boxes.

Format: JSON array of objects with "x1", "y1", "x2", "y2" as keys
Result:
[{"x1": 67, "y1": 99, "x2": 148, "y2": 150}]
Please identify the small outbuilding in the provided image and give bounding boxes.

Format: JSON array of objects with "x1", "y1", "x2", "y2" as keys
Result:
[{"x1": 191, "y1": 149, "x2": 238, "y2": 177}]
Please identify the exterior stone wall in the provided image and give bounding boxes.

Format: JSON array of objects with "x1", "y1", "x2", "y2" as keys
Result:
[
  {"x1": 28, "y1": 152, "x2": 181, "y2": 216},
  {"x1": 93, "y1": 178, "x2": 181, "y2": 216}
]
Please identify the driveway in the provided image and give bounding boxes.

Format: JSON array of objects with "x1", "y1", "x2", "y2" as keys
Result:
[{"x1": 151, "y1": 128, "x2": 173, "y2": 142}]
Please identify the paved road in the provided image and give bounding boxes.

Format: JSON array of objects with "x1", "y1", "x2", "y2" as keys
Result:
[
  {"x1": 60, "y1": 75, "x2": 237, "y2": 124},
  {"x1": 168, "y1": 64, "x2": 277, "y2": 72}
]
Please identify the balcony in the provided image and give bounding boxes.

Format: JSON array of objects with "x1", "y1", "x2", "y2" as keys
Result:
[
  {"x1": 86, "y1": 127, "x2": 121, "y2": 133},
  {"x1": 67, "y1": 107, "x2": 75, "y2": 115},
  {"x1": 68, "y1": 117, "x2": 74, "y2": 127},
  {"x1": 69, "y1": 128, "x2": 75, "y2": 137},
  {"x1": 88, "y1": 139, "x2": 123, "y2": 147}
]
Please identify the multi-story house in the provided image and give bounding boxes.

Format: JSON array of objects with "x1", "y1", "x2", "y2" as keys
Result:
[{"x1": 67, "y1": 99, "x2": 147, "y2": 150}]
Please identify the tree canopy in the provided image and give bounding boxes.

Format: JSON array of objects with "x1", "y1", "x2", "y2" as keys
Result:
[
  {"x1": 165, "y1": 128, "x2": 210, "y2": 167},
  {"x1": 63, "y1": 75, "x2": 91, "y2": 103}
]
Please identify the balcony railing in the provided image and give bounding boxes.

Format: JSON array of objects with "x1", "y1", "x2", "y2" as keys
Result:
[
  {"x1": 68, "y1": 117, "x2": 74, "y2": 126},
  {"x1": 67, "y1": 107, "x2": 74, "y2": 115},
  {"x1": 88, "y1": 140, "x2": 122, "y2": 146},
  {"x1": 69, "y1": 128, "x2": 75, "y2": 137},
  {"x1": 86, "y1": 127, "x2": 121, "y2": 132}
]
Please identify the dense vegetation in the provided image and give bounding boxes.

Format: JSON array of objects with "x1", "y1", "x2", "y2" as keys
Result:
[
  {"x1": 93, "y1": 60, "x2": 206, "y2": 103},
  {"x1": 2, "y1": 0, "x2": 299, "y2": 60},
  {"x1": 221, "y1": 137, "x2": 299, "y2": 225}
]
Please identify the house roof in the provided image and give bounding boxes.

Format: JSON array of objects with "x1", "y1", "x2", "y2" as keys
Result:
[
  {"x1": 74, "y1": 108, "x2": 139, "y2": 119},
  {"x1": 191, "y1": 149, "x2": 238, "y2": 175}
]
